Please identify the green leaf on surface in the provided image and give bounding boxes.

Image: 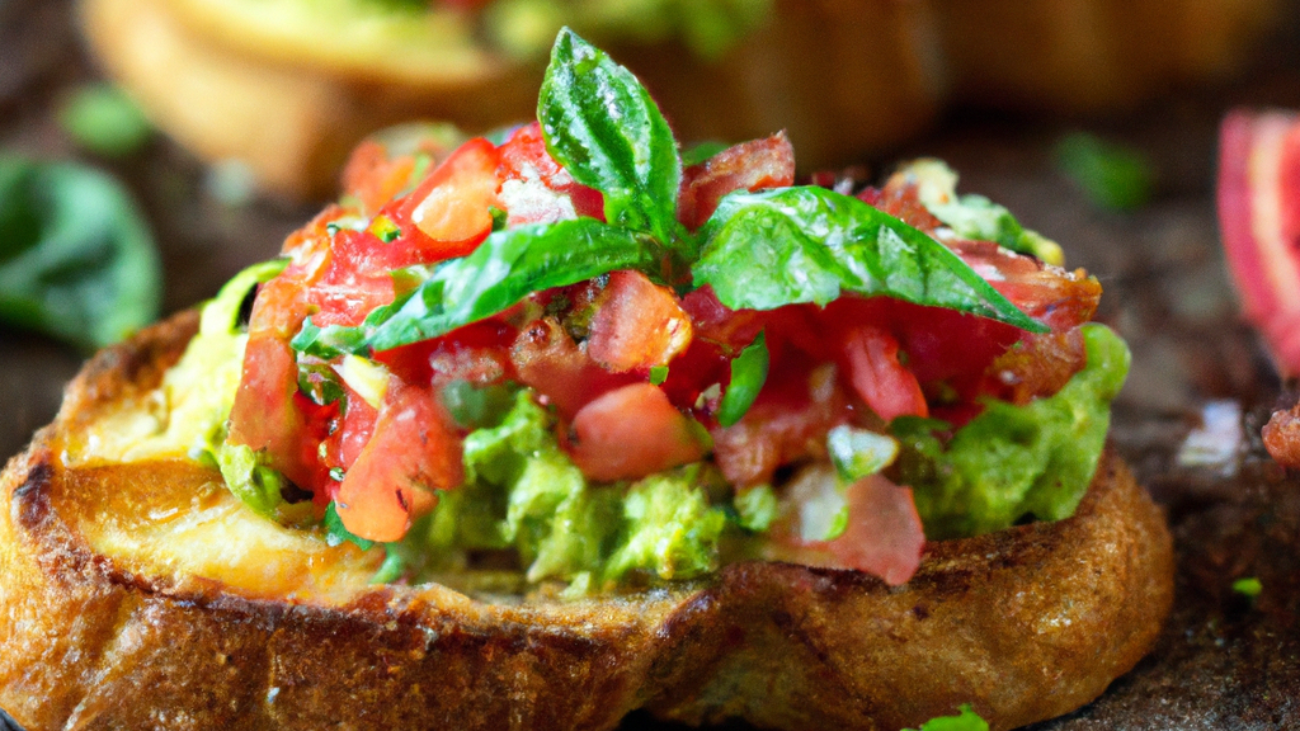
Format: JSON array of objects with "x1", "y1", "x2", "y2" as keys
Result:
[
  {"x1": 58, "y1": 83, "x2": 152, "y2": 158},
  {"x1": 0, "y1": 156, "x2": 161, "y2": 349},
  {"x1": 1055, "y1": 132, "x2": 1153, "y2": 212},
  {"x1": 693, "y1": 186, "x2": 1046, "y2": 333}
]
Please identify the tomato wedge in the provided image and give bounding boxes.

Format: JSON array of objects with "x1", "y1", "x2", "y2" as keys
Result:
[
  {"x1": 569, "y1": 383, "x2": 711, "y2": 482},
  {"x1": 679, "y1": 133, "x2": 795, "y2": 229},
  {"x1": 587, "y1": 270, "x2": 694, "y2": 372},
  {"x1": 841, "y1": 325, "x2": 928, "y2": 422},
  {"x1": 335, "y1": 382, "x2": 464, "y2": 542},
  {"x1": 816, "y1": 475, "x2": 925, "y2": 586},
  {"x1": 398, "y1": 137, "x2": 501, "y2": 256}
]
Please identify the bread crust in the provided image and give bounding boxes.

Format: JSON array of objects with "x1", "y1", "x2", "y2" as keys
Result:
[{"x1": 0, "y1": 313, "x2": 1174, "y2": 731}]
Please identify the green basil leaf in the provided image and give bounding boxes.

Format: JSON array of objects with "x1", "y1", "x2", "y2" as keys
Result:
[
  {"x1": 537, "y1": 28, "x2": 681, "y2": 245},
  {"x1": 717, "y1": 330, "x2": 768, "y2": 427},
  {"x1": 694, "y1": 187, "x2": 1047, "y2": 333},
  {"x1": 302, "y1": 218, "x2": 664, "y2": 354},
  {"x1": 0, "y1": 156, "x2": 161, "y2": 349}
]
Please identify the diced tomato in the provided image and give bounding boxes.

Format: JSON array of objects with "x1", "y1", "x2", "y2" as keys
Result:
[
  {"x1": 320, "y1": 387, "x2": 378, "y2": 480},
  {"x1": 497, "y1": 122, "x2": 604, "y2": 222},
  {"x1": 226, "y1": 334, "x2": 317, "y2": 488},
  {"x1": 813, "y1": 475, "x2": 925, "y2": 586},
  {"x1": 372, "y1": 318, "x2": 517, "y2": 386},
  {"x1": 510, "y1": 317, "x2": 638, "y2": 418},
  {"x1": 858, "y1": 180, "x2": 945, "y2": 233},
  {"x1": 678, "y1": 133, "x2": 795, "y2": 229},
  {"x1": 341, "y1": 140, "x2": 417, "y2": 215},
  {"x1": 396, "y1": 137, "x2": 501, "y2": 255},
  {"x1": 569, "y1": 383, "x2": 711, "y2": 482},
  {"x1": 587, "y1": 270, "x2": 694, "y2": 372},
  {"x1": 840, "y1": 324, "x2": 928, "y2": 423},
  {"x1": 335, "y1": 382, "x2": 464, "y2": 542},
  {"x1": 712, "y1": 360, "x2": 848, "y2": 487},
  {"x1": 680, "y1": 286, "x2": 765, "y2": 351}
]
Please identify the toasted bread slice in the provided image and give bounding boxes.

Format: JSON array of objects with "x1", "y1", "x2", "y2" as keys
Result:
[{"x1": 0, "y1": 312, "x2": 1174, "y2": 731}]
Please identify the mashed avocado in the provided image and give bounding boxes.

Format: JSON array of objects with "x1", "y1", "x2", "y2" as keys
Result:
[
  {"x1": 896, "y1": 324, "x2": 1130, "y2": 540},
  {"x1": 413, "y1": 390, "x2": 726, "y2": 586}
]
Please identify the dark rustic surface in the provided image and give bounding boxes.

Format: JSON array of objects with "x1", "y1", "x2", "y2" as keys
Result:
[{"x1": 3, "y1": 0, "x2": 1300, "y2": 728}]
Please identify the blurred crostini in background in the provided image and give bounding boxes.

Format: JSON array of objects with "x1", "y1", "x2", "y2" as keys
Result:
[{"x1": 79, "y1": 0, "x2": 1290, "y2": 199}]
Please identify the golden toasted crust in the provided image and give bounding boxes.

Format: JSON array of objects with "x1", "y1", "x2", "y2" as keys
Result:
[{"x1": 0, "y1": 313, "x2": 1174, "y2": 731}]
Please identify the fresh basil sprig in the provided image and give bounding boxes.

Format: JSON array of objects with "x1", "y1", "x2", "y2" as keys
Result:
[
  {"x1": 538, "y1": 28, "x2": 682, "y2": 248},
  {"x1": 693, "y1": 187, "x2": 1048, "y2": 333},
  {"x1": 290, "y1": 28, "x2": 1045, "y2": 361},
  {"x1": 295, "y1": 218, "x2": 664, "y2": 355}
]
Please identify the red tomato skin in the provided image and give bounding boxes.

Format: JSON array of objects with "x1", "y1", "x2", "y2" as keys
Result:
[
  {"x1": 711, "y1": 359, "x2": 849, "y2": 487},
  {"x1": 335, "y1": 382, "x2": 464, "y2": 542},
  {"x1": 679, "y1": 133, "x2": 795, "y2": 229},
  {"x1": 393, "y1": 137, "x2": 502, "y2": 257},
  {"x1": 812, "y1": 475, "x2": 926, "y2": 586},
  {"x1": 840, "y1": 324, "x2": 928, "y2": 423},
  {"x1": 497, "y1": 122, "x2": 604, "y2": 222},
  {"x1": 510, "y1": 317, "x2": 638, "y2": 418},
  {"x1": 569, "y1": 383, "x2": 711, "y2": 482},
  {"x1": 587, "y1": 270, "x2": 694, "y2": 372},
  {"x1": 226, "y1": 334, "x2": 316, "y2": 488}
]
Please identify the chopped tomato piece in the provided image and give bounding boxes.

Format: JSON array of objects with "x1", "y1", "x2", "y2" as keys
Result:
[
  {"x1": 841, "y1": 325, "x2": 928, "y2": 422},
  {"x1": 226, "y1": 334, "x2": 316, "y2": 488},
  {"x1": 335, "y1": 382, "x2": 464, "y2": 542},
  {"x1": 679, "y1": 133, "x2": 795, "y2": 229},
  {"x1": 712, "y1": 360, "x2": 848, "y2": 487},
  {"x1": 588, "y1": 270, "x2": 694, "y2": 372},
  {"x1": 815, "y1": 475, "x2": 925, "y2": 586},
  {"x1": 398, "y1": 137, "x2": 501, "y2": 255},
  {"x1": 497, "y1": 122, "x2": 603, "y2": 222},
  {"x1": 569, "y1": 383, "x2": 710, "y2": 482},
  {"x1": 510, "y1": 317, "x2": 637, "y2": 418},
  {"x1": 341, "y1": 140, "x2": 417, "y2": 215},
  {"x1": 680, "y1": 286, "x2": 765, "y2": 351},
  {"x1": 858, "y1": 180, "x2": 945, "y2": 233}
]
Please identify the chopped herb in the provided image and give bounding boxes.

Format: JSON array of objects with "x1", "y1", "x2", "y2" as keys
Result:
[
  {"x1": 368, "y1": 215, "x2": 402, "y2": 243},
  {"x1": 1055, "y1": 132, "x2": 1153, "y2": 212},
  {"x1": 717, "y1": 331, "x2": 769, "y2": 427},
  {"x1": 329, "y1": 467, "x2": 346, "y2": 482},
  {"x1": 58, "y1": 83, "x2": 152, "y2": 158},
  {"x1": 649, "y1": 365, "x2": 670, "y2": 385},
  {"x1": 903, "y1": 704, "x2": 989, "y2": 731},
  {"x1": 1233, "y1": 576, "x2": 1263, "y2": 598}
]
